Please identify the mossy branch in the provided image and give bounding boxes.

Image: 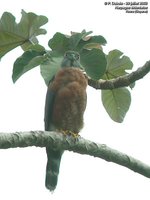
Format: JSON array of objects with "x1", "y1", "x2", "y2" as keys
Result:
[
  {"x1": 88, "y1": 60, "x2": 150, "y2": 89},
  {"x1": 0, "y1": 131, "x2": 150, "y2": 178}
]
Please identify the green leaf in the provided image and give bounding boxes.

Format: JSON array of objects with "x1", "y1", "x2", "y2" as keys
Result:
[
  {"x1": 87, "y1": 35, "x2": 107, "y2": 45},
  {"x1": 40, "y1": 52, "x2": 63, "y2": 85},
  {"x1": 103, "y1": 49, "x2": 133, "y2": 79},
  {"x1": 22, "y1": 44, "x2": 46, "y2": 52},
  {"x1": 48, "y1": 32, "x2": 70, "y2": 54},
  {"x1": 82, "y1": 35, "x2": 107, "y2": 49},
  {"x1": 101, "y1": 88, "x2": 131, "y2": 123},
  {"x1": 78, "y1": 35, "x2": 107, "y2": 51},
  {"x1": 12, "y1": 50, "x2": 45, "y2": 82},
  {"x1": 80, "y1": 49, "x2": 107, "y2": 80},
  {"x1": 48, "y1": 30, "x2": 107, "y2": 53},
  {"x1": 69, "y1": 30, "x2": 92, "y2": 50},
  {"x1": 0, "y1": 10, "x2": 48, "y2": 58},
  {"x1": 19, "y1": 10, "x2": 48, "y2": 38}
]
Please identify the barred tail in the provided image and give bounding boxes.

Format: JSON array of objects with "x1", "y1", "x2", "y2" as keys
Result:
[{"x1": 45, "y1": 147, "x2": 64, "y2": 191}]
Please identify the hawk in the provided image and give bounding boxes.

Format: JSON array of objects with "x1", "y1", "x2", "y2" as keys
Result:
[{"x1": 44, "y1": 51, "x2": 87, "y2": 191}]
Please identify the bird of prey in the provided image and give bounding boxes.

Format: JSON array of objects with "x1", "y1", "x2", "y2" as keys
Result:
[{"x1": 44, "y1": 50, "x2": 87, "y2": 191}]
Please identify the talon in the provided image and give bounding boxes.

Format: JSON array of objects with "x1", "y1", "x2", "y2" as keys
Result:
[
  {"x1": 60, "y1": 130, "x2": 79, "y2": 138},
  {"x1": 71, "y1": 132, "x2": 79, "y2": 138},
  {"x1": 60, "y1": 130, "x2": 68, "y2": 136}
]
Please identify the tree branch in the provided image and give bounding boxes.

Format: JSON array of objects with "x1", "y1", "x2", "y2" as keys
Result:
[
  {"x1": 0, "y1": 131, "x2": 150, "y2": 178},
  {"x1": 88, "y1": 60, "x2": 150, "y2": 89}
]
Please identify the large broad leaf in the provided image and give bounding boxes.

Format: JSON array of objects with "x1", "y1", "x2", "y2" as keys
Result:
[
  {"x1": 48, "y1": 30, "x2": 107, "y2": 54},
  {"x1": 40, "y1": 52, "x2": 63, "y2": 85},
  {"x1": 12, "y1": 50, "x2": 45, "y2": 82},
  {"x1": 48, "y1": 32, "x2": 70, "y2": 54},
  {"x1": 80, "y1": 49, "x2": 107, "y2": 80},
  {"x1": 102, "y1": 49, "x2": 133, "y2": 79},
  {"x1": 48, "y1": 30, "x2": 91, "y2": 53},
  {"x1": 69, "y1": 30, "x2": 92, "y2": 50},
  {"x1": 101, "y1": 88, "x2": 131, "y2": 123},
  {"x1": 0, "y1": 10, "x2": 48, "y2": 58},
  {"x1": 79, "y1": 35, "x2": 107, "y2": 50}
]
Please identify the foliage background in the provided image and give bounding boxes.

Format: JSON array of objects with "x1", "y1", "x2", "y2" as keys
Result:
[{"x1": 0, "y1": 0, "x2": 150, "y2": 199}]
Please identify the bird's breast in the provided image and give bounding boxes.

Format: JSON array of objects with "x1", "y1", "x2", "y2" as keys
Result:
[{"x1": 50, "y1": 68, "x2": 87, "y2": 133}]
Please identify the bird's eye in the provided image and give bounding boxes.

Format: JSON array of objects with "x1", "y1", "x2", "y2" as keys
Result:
[
  {"x1": 65, "y1": 53, "x2": 68, "y2": 57},
  {"x1": 75, "y1": 54, "x2": 80, "y2": 60}
]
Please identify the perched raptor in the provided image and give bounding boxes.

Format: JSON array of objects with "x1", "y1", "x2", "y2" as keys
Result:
[{"x1": 44, "y1": 51, "x2": 87, "y2": 191}]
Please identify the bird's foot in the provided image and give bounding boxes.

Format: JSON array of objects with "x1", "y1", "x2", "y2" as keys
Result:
[{"x1": 60, "y1": 130, "x2": 80, "y2": 139}]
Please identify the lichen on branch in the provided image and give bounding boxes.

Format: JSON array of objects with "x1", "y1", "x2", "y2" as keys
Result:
[{"x1": 0, "y1": 131, "x2": 150, "y2": 179}]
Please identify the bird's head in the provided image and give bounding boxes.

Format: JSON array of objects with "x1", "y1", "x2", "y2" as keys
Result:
[{"x1": 61, "y1": 51, "x2": 82, "y2": 68}]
